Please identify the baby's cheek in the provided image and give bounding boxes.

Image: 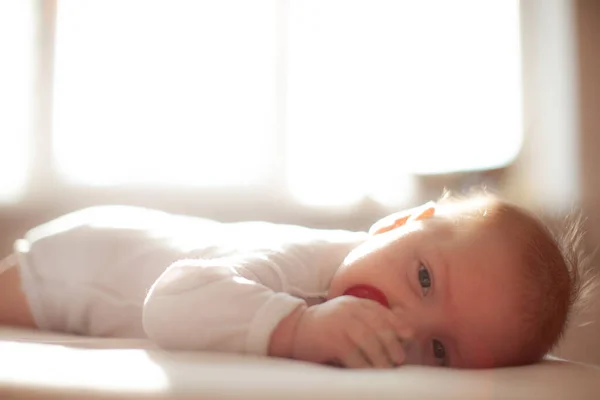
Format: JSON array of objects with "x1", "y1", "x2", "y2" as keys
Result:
[
  {"x1": 326, "y1": 274, "x2": 347, "y2": 300},
  {"x1": 328, "y1": 245, "x2": 394, "y2": 300},
  {"x1": 327, "y1": 260, "x2": 363, "y2": 300},
  {"x1": 470, "y1": 342, "x2": 496, "y2": 369},
  {"x1": 462, "y1": 334, "x2": 509, "y2": 369}
]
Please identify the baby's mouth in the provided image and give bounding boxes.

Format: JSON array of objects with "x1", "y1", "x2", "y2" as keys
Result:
[{"x1": 343, "y1": 284, "x2": 389, "y2": 308}]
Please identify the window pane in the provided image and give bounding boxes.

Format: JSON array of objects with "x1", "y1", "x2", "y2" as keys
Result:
[
  {"x1": 0, "y1": 0, "x2": 34, "y2": 203},
  {"x1": 286, "y1": 0, "x2": 522, "y2": 206},
  {"x1": 53, "y1": 0, "x2": 277, "y2": 186}
]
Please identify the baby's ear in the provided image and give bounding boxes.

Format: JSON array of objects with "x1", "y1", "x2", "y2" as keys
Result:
[{"x1": 368, "y1": 202, "x2": 436, "y2": 235}]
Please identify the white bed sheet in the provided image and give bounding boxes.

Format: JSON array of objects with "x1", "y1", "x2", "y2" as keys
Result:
[{"x1": 0, "y1": 327, "x2": 599, "y2": 400}]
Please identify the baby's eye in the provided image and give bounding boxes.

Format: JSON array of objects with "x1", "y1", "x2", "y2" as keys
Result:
[
  {"x1": 432, "y1": 339, "x2": 447, "y2": 366},
  {"x1": 418, "y1": 265, "x2": 431, "y2": 295}
]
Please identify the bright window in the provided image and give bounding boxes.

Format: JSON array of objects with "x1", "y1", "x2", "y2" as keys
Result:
[
  {"x1": 286, "y1": 0, "x2": 522, "y2": 205},
  {"x1": 53, "y1": 0, "x2": 278, "y2": 187},
  {"x1": 0, "y1": 0, "x2": 34, "y2": 203},
  {"x1": 50, "y1": 0, "x2": 521, "y2": 205}
]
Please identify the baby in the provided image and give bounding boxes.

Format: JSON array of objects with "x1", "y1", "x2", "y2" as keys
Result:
[{"x1": 0, "y1": 192, "x2": 589, "y2": 369}]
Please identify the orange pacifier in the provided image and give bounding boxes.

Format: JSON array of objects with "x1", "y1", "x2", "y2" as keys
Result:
[{"x1": 343, "y1": 284, "x2": 389, "y2": 308}]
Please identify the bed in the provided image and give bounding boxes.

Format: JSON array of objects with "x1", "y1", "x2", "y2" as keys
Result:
[{"x1": 0, "y1": 327, "x2": 599, "y2": 399}]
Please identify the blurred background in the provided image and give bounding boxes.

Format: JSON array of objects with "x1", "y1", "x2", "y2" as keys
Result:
[{"x1": 0, "y1": 0, "x2": 598, "y2": 365}]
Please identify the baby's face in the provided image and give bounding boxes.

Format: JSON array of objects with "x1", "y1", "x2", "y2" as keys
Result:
[{"x1": 328, "y1": 211, "x2": 524, "y2": 368}]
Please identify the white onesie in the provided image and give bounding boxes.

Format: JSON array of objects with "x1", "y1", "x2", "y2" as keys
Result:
[{"x1": 13, "y1": 206, "x2": 367, "y2": 355}]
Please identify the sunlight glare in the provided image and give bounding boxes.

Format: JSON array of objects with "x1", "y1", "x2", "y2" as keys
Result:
[
  {"x1": 0, "y1": 0, "x2": 33, "y2": 203},
  {"x1": 53, "y1": 0, "x2": 277, "y2": 186},
  {"x1": 286, "y1": 0, "x2": 522, "y2": 206}
]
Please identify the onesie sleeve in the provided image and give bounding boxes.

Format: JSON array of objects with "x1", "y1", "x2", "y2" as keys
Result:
[{"x1": 142, "y1": 256, "x2": 306, "y2": 355}]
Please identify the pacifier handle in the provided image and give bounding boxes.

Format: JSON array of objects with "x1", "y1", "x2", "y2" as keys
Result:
[{"x1": 343, "y1": 284, "x2": 389, "y2": 308}]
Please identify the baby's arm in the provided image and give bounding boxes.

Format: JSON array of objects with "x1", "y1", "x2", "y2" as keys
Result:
[
  {"x1": 144, "y1": 256, "x2": 410, "y2": 368},
  {"x1": 143, "y1": 256, "x2": 307, "y2": 355}
]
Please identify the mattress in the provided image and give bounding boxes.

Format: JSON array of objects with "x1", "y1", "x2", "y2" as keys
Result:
[{"x1": 0, "y1": 327, "x2": 599, "y2": 400}]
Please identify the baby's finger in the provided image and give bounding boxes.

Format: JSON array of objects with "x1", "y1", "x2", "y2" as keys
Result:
[
  {"x1": 347, "y1": 326, "x2": 394, "y2": 369},
  {"x1": 340, "y1": 347, "x2": 371, "y2": 369},
  {"x1": 377, "y1": 329, "x2": 406, "y2": 366},
  {"x1": 385, "y1": 308, "x2": 415, "y2": 342},
  {"x1": 356, "y1": 301, "x2": 413, "y2": 346}
]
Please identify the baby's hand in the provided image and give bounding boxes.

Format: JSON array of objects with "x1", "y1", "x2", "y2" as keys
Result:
[{"x1": 292, "y1": 296, "x2": 411, "y2": 368}]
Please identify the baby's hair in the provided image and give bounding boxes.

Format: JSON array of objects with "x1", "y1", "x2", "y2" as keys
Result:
[
  {"x1": 436, "y1": 189, "x2": 597, "y2": 366},
  {"x1": 544, "y1": 211, "x2": 598, "y2": 339}
]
